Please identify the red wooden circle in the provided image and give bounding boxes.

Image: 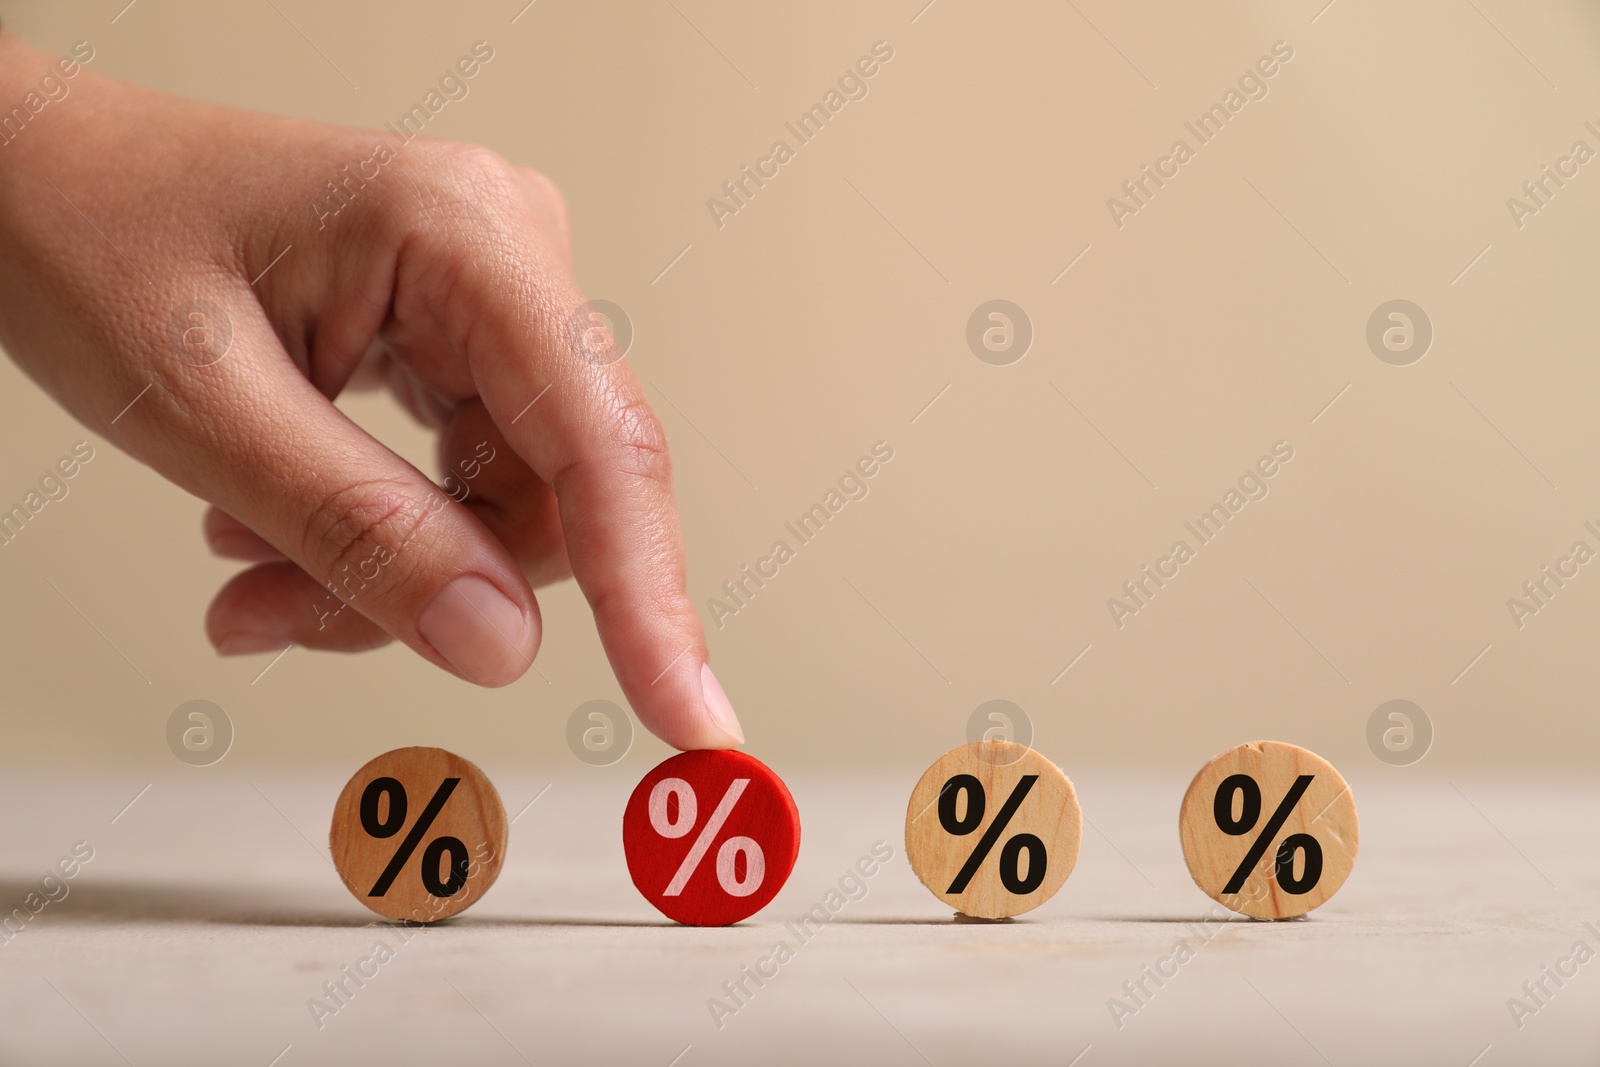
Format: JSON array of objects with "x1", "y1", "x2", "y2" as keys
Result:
[{"x1": 622, "y1": 750, "x2": 800, "y2": 926}]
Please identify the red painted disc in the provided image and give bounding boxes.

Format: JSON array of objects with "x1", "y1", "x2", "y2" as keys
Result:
[{"x1": 622, "y1": 750, "x2": 800, "y2": 926}]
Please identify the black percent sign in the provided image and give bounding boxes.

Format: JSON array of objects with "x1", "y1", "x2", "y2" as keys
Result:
[
  {"x1": 939, "y1": 773, "x2": 1048, "y2": 895},
  {"x1": 360, "y1": 776, "x2": 470, "y2": 899},
  {"x1": 1214, "y1": 773, "x2": 1321, "y2": 895}
]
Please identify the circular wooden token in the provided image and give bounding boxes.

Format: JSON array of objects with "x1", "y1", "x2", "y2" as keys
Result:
[
  {"x1": 1179, "y1": 740, "x2": 1359, "y2": 920},
  {"x1": 904, "y1": 741, "x2": 1081, "y2": 919},
  {"x1": 329, "y1": 747, "x2": 507, "y2": 923},
  {"x1": 622, "y1": 750, "x2": 800, "y2": 926}
]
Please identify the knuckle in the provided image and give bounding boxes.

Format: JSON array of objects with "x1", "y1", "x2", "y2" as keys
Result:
[
  {"x1": 387, "y1": 141, "x2": 523, "y2": 235},
  {"x1": 302, "y1": 478, "x2": 436, "y2": 596},
  {"x1": 607, "y1": 395, "x2": 674, "y2": 487},
  {"x1": 518, "y1": 166, "x2": 568, "y2": 217},
  {"x1": 591, "y1": 550, "x2": 697, "y2": 632},
  {"x1": 423, "y1": 142, "x2": 522, "y2": 206},
  {"x1": 519, "y1": 166, "x2": 572, "y2": 258}
]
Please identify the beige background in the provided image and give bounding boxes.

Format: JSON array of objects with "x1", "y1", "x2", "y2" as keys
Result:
[{"x1": 2, "y1": 0, "x2": 1599, "y2": 777}]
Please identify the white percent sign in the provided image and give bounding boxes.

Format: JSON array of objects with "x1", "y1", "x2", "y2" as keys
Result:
[{"x1": 649, "y1": 777, "x2": 765, "y2": 897}]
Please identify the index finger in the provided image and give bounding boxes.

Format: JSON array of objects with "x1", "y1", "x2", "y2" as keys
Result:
[{"x1": 420, "y1": 150, "x2": 742, "y2": 751}]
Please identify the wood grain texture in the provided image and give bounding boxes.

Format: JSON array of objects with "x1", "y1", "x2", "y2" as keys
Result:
[
  {"x1": 329, "y1": 746, "x2": 507, "y2": 922},
  {"x1": 1179, "y1": 740, "x2": 1358, "y2": 920},
  {"x1": 904, "y1": 741, "x2": 1081, "y2": 919}
]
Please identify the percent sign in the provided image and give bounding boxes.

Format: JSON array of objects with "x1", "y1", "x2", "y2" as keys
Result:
[
  {"x1": 905, "y1": 742, "x2": 1081, "y2": 919},
  {"x1": 1179, "y1": 741, "x2": 1360, "y2": 920},
  {"x1": 939, "y1": 773, "x2": 1047, "y2": 895},
  {"x1": 623, "y1": 750, "x2": 800, "y2": 926},
  {"x1": 330, "y1": 747, "x2": 508, "y2": 922},
  {"x1": 1214, "y1": 773, "x2": 1320, "y2": 896},
  {"x1": 361, "y1": 776, "x2": 468, "y2": 899},
  {"x1": 651, "y1": 777, "x2": 764, "y2": 897}
]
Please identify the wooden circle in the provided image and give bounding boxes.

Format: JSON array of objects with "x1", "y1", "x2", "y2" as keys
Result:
[
  {"x1": 904, "y1": 741, "x2": 1081, "y2": 919},
  {"x1": 329, "y1": 747, "x2": 507, "y2": 922},
  {"x1": 1179, "y1": 740, "x2": 1359, "y2": 920},
  {"x1": 622, "y1": 750, "x2": 800, "y2": 926}
]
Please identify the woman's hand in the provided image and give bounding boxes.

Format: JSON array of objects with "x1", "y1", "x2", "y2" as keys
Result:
[{"x1": 0, "y1": 31, "x2": 743, "y2": 750}]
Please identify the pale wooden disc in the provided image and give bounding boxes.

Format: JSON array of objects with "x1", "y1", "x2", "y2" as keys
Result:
[
  {"x1": 1179, "y1": 740, "x2": 1358, "y2": 920},
  {"x1": 904, "y1": 741, "x2": 1081, "y2": 919},
  {"x1": 329, "y1": 746, "x2": 507, "y2": 922}
]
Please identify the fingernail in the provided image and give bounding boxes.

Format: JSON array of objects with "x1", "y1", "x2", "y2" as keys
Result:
[
  {"x1": 217, "y1": 632, "x2": 289, "y2": 655},
  {"x1": 206, "y1": 531, "x2": 286, "y2": 563},
  {"x1": 699, "y1": 662, "x2": 745, "y2": 747},
  {"x1": 418, "y1": 575, "x2": 533, "y2": 687}
]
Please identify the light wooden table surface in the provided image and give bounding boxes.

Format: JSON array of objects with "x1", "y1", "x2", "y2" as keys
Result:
[{"x1": 1, "y1": 769, "x2": 1595, "y2": 1065}]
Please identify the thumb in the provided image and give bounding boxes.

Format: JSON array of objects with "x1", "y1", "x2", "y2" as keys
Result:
[{"x1": 126, "y1": 305, "x2": 541, "y2": 686}]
